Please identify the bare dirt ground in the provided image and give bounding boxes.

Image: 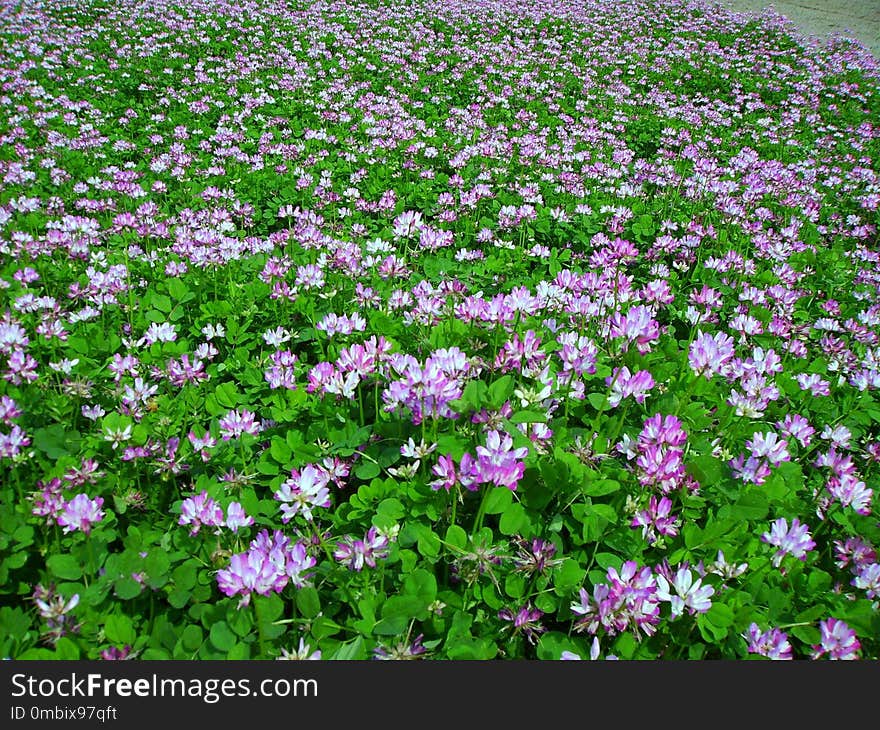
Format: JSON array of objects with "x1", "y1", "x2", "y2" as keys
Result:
[{"x1": 718, "y1": 0, "x2": 880, "y2": 57}]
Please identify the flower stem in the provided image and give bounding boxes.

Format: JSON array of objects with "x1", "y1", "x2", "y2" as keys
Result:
[{"x1": 472, "y1": 484, "x2": 492, "y2": 537}]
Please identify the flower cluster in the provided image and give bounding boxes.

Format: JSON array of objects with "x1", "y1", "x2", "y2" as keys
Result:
[
  {"x1": 571, "y1": 561, "x2": 660, "y2": 639},
  {"x1": 216, "y1": 530, "x2": 315, "y2": 607}
]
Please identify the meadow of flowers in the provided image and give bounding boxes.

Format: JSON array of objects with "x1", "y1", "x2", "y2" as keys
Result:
[{"x1": 1, "y1": 0, "x2": 879, "y2": 661}]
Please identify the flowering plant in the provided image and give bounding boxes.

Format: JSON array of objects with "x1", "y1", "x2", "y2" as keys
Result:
[{"x1": 1, "y1": 0, "x2": 878, "y2": 661}]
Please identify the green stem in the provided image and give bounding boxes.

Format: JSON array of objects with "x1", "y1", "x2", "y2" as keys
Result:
[
  {"x1": 254, "y1": 597, "x2": 269, "y2": 658},
  {"x1": 472, "y1": 485, "x2": 493, "y2": 537}
]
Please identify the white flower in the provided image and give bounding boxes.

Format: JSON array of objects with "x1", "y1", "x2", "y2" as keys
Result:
[{"x1": 655, "y1": 567, "x2": 715, "y2": 618}]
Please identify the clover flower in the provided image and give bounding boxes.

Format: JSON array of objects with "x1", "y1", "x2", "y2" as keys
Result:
[
  {"x1": 745, "y1": 624, "x2": 792, "y2": 660},
  {"x1": 57, "y1": 493, "x2": 105, "y2": 535},
  {"x1": 761, "y1": 517, "x2": 816, "y2": 567},
  {"x1": 655, "y1": 565, "x2": 715, "y2": 618},
  {"x1": 811, "y1": 618, "x2": 860, "y2": 660},
  {"x1": 217, "y1": 530, "x2": 316, "y2": 607}
]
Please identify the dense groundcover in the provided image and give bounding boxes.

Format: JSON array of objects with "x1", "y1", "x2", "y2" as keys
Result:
[{"x1": 1, "y1": 0, "x2": 879, "y2": 660}]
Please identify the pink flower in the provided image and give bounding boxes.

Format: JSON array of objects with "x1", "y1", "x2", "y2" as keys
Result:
[
  {"x1": 178, "y1": 491, "x2": 224, "y2": 535},
  {"x1": 689, "y1": 330, "x2": 735, "y2": 379},
  {"x1": 57, "y1": 494, "x2": 105, "y2": 535},
  {"x1": 811, "y1": 618, "x2": 860, "y2": 660},
  {"x1": 761, "y1": 517, "x2": 815, "y2": 567},
  {"x1": 274, "y1": 464, "x2": 332, "y2": 522},
  {"x1": 475, "y1": 429, "x2": 529, "y2": 491},
  {"x1": 218, "y1": 409, "x2": 261, "y2": 440},
  {"x1": 746, "y1": 624, "x2": 792, "y2": 660},
  {"x1": 225, "y1": 502, "x2": 254, "y2": 533}
]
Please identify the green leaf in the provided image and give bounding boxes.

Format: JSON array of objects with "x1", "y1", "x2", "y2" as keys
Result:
[
  {"x1": 332, "y1": 636, "x2": 366, "y2": 660},
  {"x1": 553, "y1": 559, "x2": 585, "y2": 591},
  {"x1": 510, "y1": 410, "x2": 547, "y2": 424},
  {"x1": 114, "y1": 577, "x2": 143, "y2": 600},
  {"x1": 594, "y1": 552, "x2": 622, "y2": 570},
  {"x1": 587, "y1": 392, "x2": 609, "y2": 411},
  {"x1": 296, "y1": 587, "x2": 321, "y2": 619},
  {"x1": 484, "y1": 487, "x2": 513, "y2": 515},
  {"x1": 227, "y1": 643, "x2": 251, "y2": 660},
  {"x1": 47, "y1": 554, "x2": 82, "y2": 581},
  {"x1": 355, "y1": 461, "x2": 381, "y2": 480},
  {"x1": 181, "y1": 625, "x2": 203, "y2": 652},
  {"x1": 445, "y1": 525, "x2": 467, "y2": 552},
  {"x1": 33, "y1": 424, "x2": 79, "y2": 459},
  {"x1": 445, "y1": 637, "x2": 497, "y2": 660},
  {"x1": 499, "y1": 502, "x2": 526, "y2": 535},
  {"x1": 172, "y1": 560, "x2": 198, "y2": 591},
  {"x1": 270, "y1": 437, "x2": 292, "y2": 464},
  {"x1": 686, "y1": 455, "x2": 726, "y2": 485},
  {"x1": 536, "y1": 631, "x2": 583, "y2": 660},
  {"x1": 583, "y1": 479, "x2": 620, "y2": 497},
  {"x1": 376, "y1": 498, "x2": 405, "y2": 522},
  {"x1": 725, "y1": 489, "x2": 769, "y2": 521},
  {"x1": 403, "y1": 569, "x2": 437, "y2": 605},
  {"x1": 144, "y1": 551, "x2": 170, "y2": 583},
  {"x1": 683, "y1": 524, "x2": 703, "y2": 550},
  {"x1": 149, "y1": 293, "x2": 173, "y2": 313},
  {"x1": 213, "y1": 382, "x2": 239, "y2": 409},
  {"x1": 104, "y1": 615, "x2": 136, "y2": 645},
  {"x1": 698, "y1": 602, "x2": 735, "y2": 641},
  {"x1": 591, "y1": 504, "x2": 617, "y2": 523},
  {"x1": 487, "y1": 375, "x2": 513, "y2": 408},
  {"x1": 417, "y1": 527, "x2": 441, "y2": 559},
  {"x1": 808, "y1": 570, "x2": 832, "y2": 594},
  {"x1": 209, "y1": 621, "x2": 236, "y2": 651},
  {"x1": 54, "y1": 637, "x2": 81, "y2": 660},
  {"x1": 459, "y1": 379, "x2": 488, "y2": 411}
]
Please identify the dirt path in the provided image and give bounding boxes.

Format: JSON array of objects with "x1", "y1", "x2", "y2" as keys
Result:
[{"x1": 718, "y1": 0, "x2": 880, "y2": 57}]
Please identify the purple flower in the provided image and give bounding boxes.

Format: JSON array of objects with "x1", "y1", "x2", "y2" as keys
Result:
[
  {"x1": 474, "y1": 429, "x2": 529, "y2": 491},
  {"x1": 608, "y1": 305, "x2": 660, "y2": 354},
  {"x1": 100, "y1": 646, "x2": 134, "y2": 660},
  {"x1": 761, "y1": 517, "x2": 816, "y2": 567},
  {"x1": 429, "y1": 453, "x2": 457, "y2": 492},
  {"x1": 607, "y1": 366, "x2": 655, "y2": 407},
  {"x1": 834, "y1": 537, "x2": 877, "y2": 572},
  {"x1": 811, "y1": 618, "x2": 860, "y2": 660},
  {"x1": 216, "y1": 551, "x2": 288, "y2": 606},
  {"x1": 33, "y1": 585, "x2": 80, "y2": 644},
  {"x1": 225, "y1": 502, "x2": 254, "y2": 533},
  {"x1": 178, "y1": 491, "x2": 224, "y2": 536},
  {"x1": 381, "y1": 350, "x2": 468, "y2": 425},
  {"x1": 278, "y1": 638, "x2": 322, "y2": 660},
  {"x1": 274, "y1": 464, "x2": 332, "y2": 522},
  {"x1": 777, "y1": 414, "x2": 814, "y2": 448},
  {"x1": 373, "y1": 634, "x2": 428, "y2": 660},
  {"x1": 853, "y1": 563, "x2": 880, "y2": 600},
  {"x1": 218, "y1": 409, "x2": 262, "y2": 440},
  {"x1": 498, "y1": 603, "x2": 545, "y2": 644},
  {"x1": 571, "y1": 561, "x2": 660, "y2": 639},
  {"x1": 217, "y1": 530, "x2": 316, "y2": 607},
  {"x1": 825, "y1": 474, "x2": 873, "y2": 516},
  {"x1": 57, "y1": 494, "x2": 105, "y2": 535},
  {"x1": 512, "y1": 537, "x2": 562, "y2": 575},
  {"x1": 631, "y1": 496, "x2": 680, "y2": 545},
  {"x1": 746, "y1": 431, "x2": 790, "y2": 467},
  {"x1": 689, "y1": 330, "x2": 735, "y2": 379},
  {"x1": 746, "y1": 624, "x2": 792, "y2": 660},
  {"x1": 334, "y1": 527, "x2": 392, "y2": 571},
  {"x1": 0, "y1": 395, "x2": 22, "y2": 425},
  {"x1": 635, "y1": 414, "x2": 689, "y2": 493},
  {"x1": 139, "y1": 321, "x2": 177, "y2": 347},
  {"x1": 0, "y1": 424, "x2": 30, "y2": 458}
]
